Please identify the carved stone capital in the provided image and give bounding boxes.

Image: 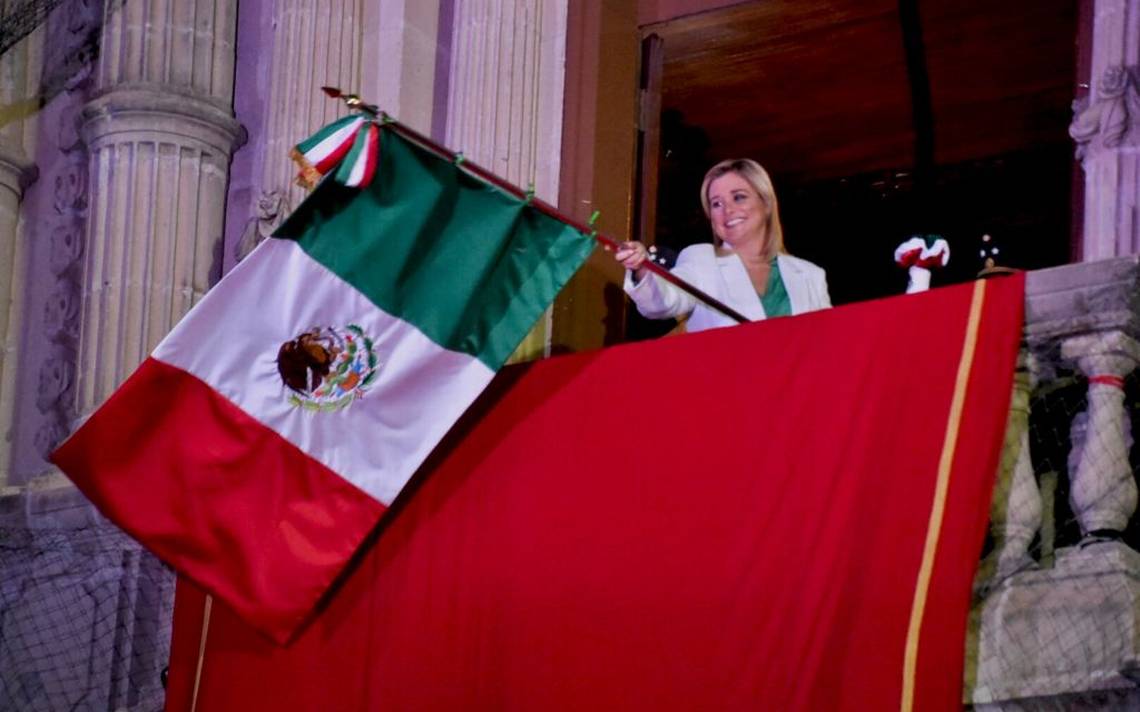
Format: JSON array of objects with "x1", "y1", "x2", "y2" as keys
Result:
[
  {"x1": 1061, "y1": 331, "x2": 1140, "y2": 379},
  {"x1": 0, "y1": 140, "x2": 38, "y2": 200},
  {"x1": 80, "y1": 84, "x2": 246, "y2": 157},
  {"x1": 1070, "y1": 64, "x2": 1140, "y2": 163}
]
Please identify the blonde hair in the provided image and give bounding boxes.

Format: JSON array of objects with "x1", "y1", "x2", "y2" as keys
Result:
[{"x1": 699, "y1": 159, "x2": 785, "y2": 259}]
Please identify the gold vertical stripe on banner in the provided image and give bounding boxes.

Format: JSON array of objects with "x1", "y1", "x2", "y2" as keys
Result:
[
  {"x1": 900, "y1": 280, "x2": 987, "y2": 712},
  {"x1": 190, "y1": 594, "x2": 214, "y2": 712}
]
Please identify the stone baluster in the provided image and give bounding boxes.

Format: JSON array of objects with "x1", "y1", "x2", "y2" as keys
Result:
[
  {"x1": 74, "y1": 0, "x2": 243, "y2": 418},
  {"x1": 444, "y1": 0, "x2": 568, "y2": 360},
  {"x1": 978, "y1": 351, "x2": 1042, "y2": 589},
  {"x1": 1069, "y1": 0, "x2": 1140, "y2": 260},
  {"x1": 1061, "y1": 332, "x2": 1140, "y2": 538}
]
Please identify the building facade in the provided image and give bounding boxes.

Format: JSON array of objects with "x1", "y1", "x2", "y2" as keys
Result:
[{"x1": 1, "y1": 0, "x2": 1139, "y2": 709}]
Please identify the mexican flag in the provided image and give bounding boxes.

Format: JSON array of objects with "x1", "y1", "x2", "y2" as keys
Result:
[{"x1": 52, "y1": 125, "x2": 594, "y2": 644}]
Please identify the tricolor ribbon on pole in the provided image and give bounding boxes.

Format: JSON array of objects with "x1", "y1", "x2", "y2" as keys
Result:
[
  {"x1": 293, "y1": 87, "x2": 750, "y2": 323},
  {"x1": 291, "y1": 114, "x2": 380, "y2": 189}
]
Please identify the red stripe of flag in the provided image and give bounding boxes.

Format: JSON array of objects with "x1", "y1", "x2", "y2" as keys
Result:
[{"x1": 51, "y1": 358, "x2": 386, "y2": 643}]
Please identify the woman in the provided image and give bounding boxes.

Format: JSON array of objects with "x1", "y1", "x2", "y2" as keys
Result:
[{"x1": 615, "y1": 159, "x2": 830, "y2": 332}]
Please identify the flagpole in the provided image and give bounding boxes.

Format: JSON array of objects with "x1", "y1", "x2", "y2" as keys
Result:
[{"x1": 319, "y1": 87, "x2": 751, "y2": 325}]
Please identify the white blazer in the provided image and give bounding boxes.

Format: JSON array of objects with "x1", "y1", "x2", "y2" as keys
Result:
[{"x1": 624, "y1": 244, "x2": 831, "y2": 333}]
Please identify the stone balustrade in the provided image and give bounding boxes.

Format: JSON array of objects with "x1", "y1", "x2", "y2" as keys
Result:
[{"x1": 970, "y1": 255, "x2": 1140, "y2": 710}]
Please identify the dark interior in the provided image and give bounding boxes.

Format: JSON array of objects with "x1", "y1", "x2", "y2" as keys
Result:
[{"x1": 641, "y1": 0, "x2": 1077, "y2": 321}]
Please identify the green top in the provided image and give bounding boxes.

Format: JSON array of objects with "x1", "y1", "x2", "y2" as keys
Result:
[{"x1": 759, "y1": 258, "x2": 792, "y2": 318}]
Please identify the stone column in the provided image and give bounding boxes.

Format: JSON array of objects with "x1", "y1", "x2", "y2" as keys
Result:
[
  {"x1": 0, "y1": 14, "x2": 38, "y2": 487},
  {"x1": 1061, "y1": 331, "x2": 1140, "y2": 537},
  {"x1": 444, "y1": 0, "x2": 569, "y2": 360},
  {"x1": 1069, "y1": 0, "x2": 1140, "y2": 260},
  {"x1": 0, "y1": 144, "x2": 35, "y2": 488},
  {"x1": 74, "y1": 0, "x2": 243, "y2": 418}
]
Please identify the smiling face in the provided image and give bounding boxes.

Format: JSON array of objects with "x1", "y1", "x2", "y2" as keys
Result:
[{"x1": 706, "y1": 171, "x2": 769, "y2": 250}]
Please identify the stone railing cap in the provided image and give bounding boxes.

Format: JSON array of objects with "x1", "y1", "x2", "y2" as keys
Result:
[{"x1": 1024, "y1": 255, "x2": 1140, "y2": 344}]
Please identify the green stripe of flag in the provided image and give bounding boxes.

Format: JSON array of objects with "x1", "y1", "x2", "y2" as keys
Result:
[{"x1": 274, "y1": 127, "x2": 594, "y2": 369}]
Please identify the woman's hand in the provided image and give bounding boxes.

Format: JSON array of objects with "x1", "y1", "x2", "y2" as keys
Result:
[{"x1": 614, "y1": 241, "x2": 650, "y2": 275}]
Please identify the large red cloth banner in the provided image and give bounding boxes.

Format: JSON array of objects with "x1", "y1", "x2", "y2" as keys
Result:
[{"x1": 166, "y1": 276, "x2": 1023, "y2": 711}]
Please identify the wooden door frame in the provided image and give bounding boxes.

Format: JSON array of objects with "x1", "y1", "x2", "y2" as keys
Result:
[{"x1": 552, "y1": 1, "x2": 747, "y2": 353}]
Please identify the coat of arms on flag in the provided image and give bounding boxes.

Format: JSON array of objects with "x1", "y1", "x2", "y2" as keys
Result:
[{"x1": 276, "y1": 325, "x2": 380, "y2": 411}]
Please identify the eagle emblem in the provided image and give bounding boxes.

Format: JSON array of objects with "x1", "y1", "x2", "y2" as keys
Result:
[{"x1": 276, "y1": 325, "x2": 379, "y2": 412}]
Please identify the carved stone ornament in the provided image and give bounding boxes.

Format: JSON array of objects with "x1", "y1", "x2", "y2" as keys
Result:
[
  {"x1": 66, "y1": 0, "x2": 101, "y2": 36},
  {"x1": 1070, "y1": 64, "x2": 1140, "y2": 161},
  {"x1": 52, "y1": 157, "x2": 88, "y2": 215},
  {"x1": 39, "y1": 0, "x2": 103, "y2": 97},
  {"x1": 43, "y1": 282, "x2": 81, "y2": 342},
  {"x1": 35, "y1": 356, "x2": 76, "y2": 414},
  {"x1": 48, "y1": 222, "x2": 85, "y2": 275},
  {"x1": 33, "y1": 417, "x2": 69, "y2": 460},
  {"x1": 235, "y1": 189, "x2": 291, "y2": 262},
  {"x1": 37, "y1": 109, "x2": 89, "y2": 463},
  {"x1": 56, "y1": 105, "x2": 84, "y2": 154}
]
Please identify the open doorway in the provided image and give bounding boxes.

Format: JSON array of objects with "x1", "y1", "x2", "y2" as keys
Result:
[{"x1": 630, "y1": 0, "x2": 1078, "y2": 338}]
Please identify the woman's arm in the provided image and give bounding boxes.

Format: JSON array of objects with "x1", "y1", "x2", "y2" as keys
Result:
[
  {"x1": 622, "y1": 244, "x2": 700, "y2": 320},
  {"x1": 817, "y1": 270, "x2": 833, "y2": 309}
]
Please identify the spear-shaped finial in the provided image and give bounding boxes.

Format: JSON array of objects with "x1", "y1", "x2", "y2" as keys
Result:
[{"x1": 321, "y1": 86, "x2": 379, "y2": 117}]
